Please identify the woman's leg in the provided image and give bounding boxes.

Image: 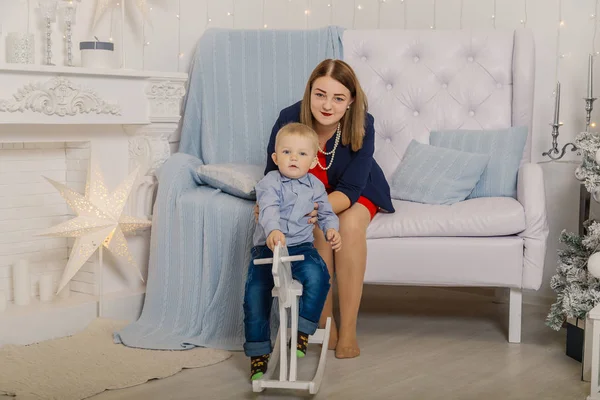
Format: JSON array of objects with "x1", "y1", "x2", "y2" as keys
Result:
[
  {"x1": 313, "y1": 225, "x2": 337, "y2": 349},
  {"x1": 334, "y1": 202, "x2": 371, "y2": 359}
]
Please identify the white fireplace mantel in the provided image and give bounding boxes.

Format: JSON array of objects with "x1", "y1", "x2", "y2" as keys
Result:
[
  {"x1": 0, "y1": 64, "x2": 188, "y2": 216},
  {"x1": 0, "y1": 65, "x2": 188, "y2": 345}
]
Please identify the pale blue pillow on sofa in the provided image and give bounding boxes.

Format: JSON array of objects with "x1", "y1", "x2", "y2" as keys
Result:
[
  {"x1": 429, "y1": 127, "x2": 527, "y2": 199},
  {"x1": 197, "y1": 163, "x2": 264, "y2": 200},
  {"x1": 390, "y1": 140, "x2": 490, "y2": 205}
]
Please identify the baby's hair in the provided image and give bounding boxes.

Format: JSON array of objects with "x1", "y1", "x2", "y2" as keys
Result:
[{"x1": 274, "y1": 123, "x2": 319, "y2": 155}]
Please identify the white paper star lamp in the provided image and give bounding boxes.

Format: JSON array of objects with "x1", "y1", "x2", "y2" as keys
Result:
[
  {"x1": 92, "y1": 0, "x2": 150, "y2": 29},
  {"x1": 37, "y1": 162, "x2": 151, "y2": 298}
]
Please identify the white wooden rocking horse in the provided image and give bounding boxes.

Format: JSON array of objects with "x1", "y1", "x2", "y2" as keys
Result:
[{"x1": 251, "y1": 242, "x2": 332, "y2": 394}]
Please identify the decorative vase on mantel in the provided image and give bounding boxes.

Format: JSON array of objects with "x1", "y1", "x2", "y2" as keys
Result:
[{"x1": 6, "y1": 32, "x2": 35, "y2": 64}]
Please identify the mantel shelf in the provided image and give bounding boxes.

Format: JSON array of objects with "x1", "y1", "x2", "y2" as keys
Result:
[{"x1": 0, "y1": 63, "x2": 188, "y2": 81}]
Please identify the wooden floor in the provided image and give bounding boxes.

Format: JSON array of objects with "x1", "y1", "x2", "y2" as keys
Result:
[{"x1": 17, "y1": 287, "x2": 595, "y2": 400}]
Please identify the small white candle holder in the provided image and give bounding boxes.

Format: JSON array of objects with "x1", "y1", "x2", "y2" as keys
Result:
[
  {"x1": 39, "y1": 273, "x2": 54, "y2": 302},
  {"x1": 12, "y1": 259, "x2": 30, "y2": 306},
  {"x1": 6, "y1": 32, "x2": 35, "y2": 64}
]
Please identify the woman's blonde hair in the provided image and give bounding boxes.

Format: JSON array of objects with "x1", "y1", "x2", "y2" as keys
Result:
[{"x1": 300, "y1": 59, "x2": 368, "y2": 152}]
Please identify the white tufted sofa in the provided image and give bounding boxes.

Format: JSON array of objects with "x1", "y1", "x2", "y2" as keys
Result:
[{"x1": 343, "y1": 29, "x2": 548, "y2": 343}]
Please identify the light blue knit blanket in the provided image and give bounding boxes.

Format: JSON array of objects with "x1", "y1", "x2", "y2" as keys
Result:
[{"x1": 114, "y1": 27, "x2": 344, "y2": 350}]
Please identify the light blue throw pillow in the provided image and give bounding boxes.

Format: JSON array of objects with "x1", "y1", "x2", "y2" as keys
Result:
[
  {"x1": 197, "y1": 163, "x2": 264, "y2": 200},
  {"x1": 429, "y1": 127, "x2": 528, "y2": 199},
  {"x1": 390, "y1": 140, "x2": 490, "y2": 205}
]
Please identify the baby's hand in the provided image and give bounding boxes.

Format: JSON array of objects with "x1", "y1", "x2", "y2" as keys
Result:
[
  {"x1": 267, "y1": 230, "x2": 286, "y2": 251},
  {"x1": 326, "y1": 229, "x2": 342, "y2": 252}
]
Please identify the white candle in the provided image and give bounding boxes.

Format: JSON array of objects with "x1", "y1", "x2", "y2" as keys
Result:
[
  {"x1": 588, "y1": 54, "x2": 594, "y2": 99},
  {"x1": 39, "y1": 273, "x2": 53, "y2": 303},
  {"x1": 12, "y1": 259, "x2": 30, "y2": 306},
  {"x1": 0, "y1": 291, "x2": 6, "y2": 312},
  {"x1": 553, "y1": 81, "x2": 561, "y2": 125}
]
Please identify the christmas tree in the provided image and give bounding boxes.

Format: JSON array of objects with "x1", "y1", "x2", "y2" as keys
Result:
[{"x1": 546, "y1": 131, "x2": 600, "y2": 330}]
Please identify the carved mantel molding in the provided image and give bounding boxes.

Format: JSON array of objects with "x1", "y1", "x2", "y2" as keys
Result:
[{"x1": 0, "y1": 76, "x2": 121, "y2": 116}]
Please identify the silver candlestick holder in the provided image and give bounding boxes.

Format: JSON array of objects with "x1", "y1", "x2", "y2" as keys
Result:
[
  {"x1": 542, "y1": 121, "x2": 578, "y2": 160},
  {"x1": 585, "y1": 96, "x2": 597, "y2": 131}
]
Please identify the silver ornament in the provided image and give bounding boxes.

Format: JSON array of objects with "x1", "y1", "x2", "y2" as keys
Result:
[{"x1": 575, "y1": 166, "x2": 586, "y2": 181}]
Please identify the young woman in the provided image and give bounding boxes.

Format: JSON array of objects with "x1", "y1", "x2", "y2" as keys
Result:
[{"x1": 263, "y1": 59, "x2": 394, "y2": 359}]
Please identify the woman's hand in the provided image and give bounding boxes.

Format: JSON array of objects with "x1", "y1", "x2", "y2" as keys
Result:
[
  {"x1": 266, "y1": 230, "x2": 286, "y2": 251},
  {"x1": 306, "y1": 202, "x2": 318, "y2": 225},
  {"x1": 253, "y1": 203, "x2": 259, "y2": 223}
]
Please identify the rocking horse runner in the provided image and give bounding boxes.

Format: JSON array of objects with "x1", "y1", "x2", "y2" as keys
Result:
[{"x1": 243, "y1": 123, "x2": 341, "y2": 390}]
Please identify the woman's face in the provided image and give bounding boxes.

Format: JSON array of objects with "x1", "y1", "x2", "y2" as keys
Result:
[{"x1": 310, "y1": 76, "x2": 353, "y2": 132}]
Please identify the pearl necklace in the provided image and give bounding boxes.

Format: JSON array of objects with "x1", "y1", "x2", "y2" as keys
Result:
[{"x1": 316, "y1": 123, "x2": 341, "y2": 171}]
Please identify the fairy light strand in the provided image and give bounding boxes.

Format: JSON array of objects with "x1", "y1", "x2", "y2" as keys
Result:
[
  {"x1": 593, "y1": 0, "x2": 599, "y2": 56},
  {"x1": 206, "y1": 0, "x2": 211, "y2": 27},
  {"x1": 459, "y1": 0, "x2": 463, "y2": 29},
  {"x1": 521, "y1": 0, "x2": 528, "y2": 27},
  {"x1": 492, "y1": 0, "x2": 496, "y2": 28},
  {"x1": 306, "y1": 0, "x2": 310, "y2": 29},
  {"x1": 431, "y1": 0, "x2": 436, "y2": 29},
  {"x1": 177, "y1": 0, "x2": 182, "y2": 70}
]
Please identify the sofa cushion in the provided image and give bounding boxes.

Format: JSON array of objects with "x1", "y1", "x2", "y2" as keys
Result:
[
  {"x1": 390, "y1": 139, "x2": 490, "y2": 205},
  {"x1": 366, "y1": 196, "x2": 526, "y2": 239},
  {"x1": 196, "y1": 163, "x2": 264, "y2": 200},
  {"x1": 429, "y1": 127, "x2": 527, "y2": 199}
]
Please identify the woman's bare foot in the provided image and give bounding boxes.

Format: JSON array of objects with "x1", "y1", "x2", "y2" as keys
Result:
[
  {"x1": 335, "y1": 330, "x2": 360, "y2": 359},
  {"x1": 319, "y1": 317, "x2": 338, "y2": 350}
]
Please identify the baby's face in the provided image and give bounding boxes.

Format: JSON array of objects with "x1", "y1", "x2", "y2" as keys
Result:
[{"x1": 272, "y1": 135, "x2": 317, "y2": 179}]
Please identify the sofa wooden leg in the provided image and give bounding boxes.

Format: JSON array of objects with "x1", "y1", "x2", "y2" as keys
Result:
[{"x1": 509, "y1": 288, "x2": 522, "y2": 343}]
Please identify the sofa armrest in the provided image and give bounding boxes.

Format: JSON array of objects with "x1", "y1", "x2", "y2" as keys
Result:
[{"x1": 517, "y1": 163, "x2": 549, "y2": 290}]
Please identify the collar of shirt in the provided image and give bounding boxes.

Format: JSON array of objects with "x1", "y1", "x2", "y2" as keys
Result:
[{"x1": 280, "y1": 172, "x2": 311, "y2": 187}]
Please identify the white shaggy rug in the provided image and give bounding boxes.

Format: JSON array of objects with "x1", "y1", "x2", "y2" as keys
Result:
[{"x1": 0, "y1": 319, "x2": 231, "y2": 400}]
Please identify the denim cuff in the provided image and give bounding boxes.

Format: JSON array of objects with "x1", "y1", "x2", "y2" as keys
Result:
[
  {"x1": 243, "y1": 341, "x2": 272, "y2": 357},
  {"x1": 298, "y1": 316, "x2": 318, "y2": 336}
]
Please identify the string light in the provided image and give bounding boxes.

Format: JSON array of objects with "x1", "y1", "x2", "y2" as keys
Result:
[
  {"x1": 206, "y1": 0, "x2": 211, "y2": 27},
  {"x1": 459, "y1": 0, "x2": 464, "y2": 29},
  {"x1": 430, "y1": 0, "x2": 436, "y2": 29},
  {"x1": 520, "y1": 0, "x2": 527, "y2": 26},
  {"x1": 177, "y1": 0, "x2": 181, "y2": 71},
  {"x1": 262, "y1": 0, "x2": 266, "y2": 28},
  {"x1": 328, "y1": 2, "x2": 333, "y2": 25},
  {"x1": 492, "y1": 0, "x2": 496, "y2": 28},
  {"x1": 593, "y1": 0, "x2": 599, "y2": 56},
  {"x1": 402, "y1": 0, "x2": 407, "y2": 29},
  {"x1": 305, "y1": 0, "x2": 310, "y2": 28}
]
